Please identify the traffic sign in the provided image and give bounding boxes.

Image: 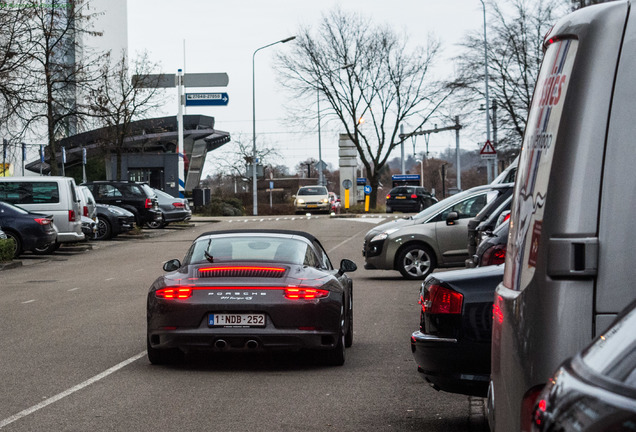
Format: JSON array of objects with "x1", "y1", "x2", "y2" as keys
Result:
[
  {"x1": 185, "y1": 92, "x2": 229, "y2": 106},
  {"x1": 364, "y1": 185, "x2": 372, "y2": 195},
  {"x1": 480, "y1": 140, "x2": 497, "y2": 159},
  {"x1": 342, "y1": 179, "x2": 353, "y2": 189}
]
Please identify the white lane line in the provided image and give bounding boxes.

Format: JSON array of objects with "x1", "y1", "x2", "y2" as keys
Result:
[
  {"x1": 327, "y1": 226, "x2": 370, "y2": 254},
  {"x1": 105, "y1": 278, "x2": 115, "y2": 281},
  {"x1": 21, "y1": 300, "x2": 36, "y2": 304},
  {"x1": 67, "y1": 288, "x2": 80, "y2": 292},
  {"x1": 0, "y1": 351, "x2": 146, "y2": 429}
]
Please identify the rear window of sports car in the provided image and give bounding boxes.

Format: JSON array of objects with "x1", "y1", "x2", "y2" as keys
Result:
[{"x1": 187, "y1": 236, "x2": 317, "y2": 266}]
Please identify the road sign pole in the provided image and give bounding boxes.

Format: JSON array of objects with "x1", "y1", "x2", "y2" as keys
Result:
[{"x1": 177, "y1": 69, "x2": 185, "y2": 198}]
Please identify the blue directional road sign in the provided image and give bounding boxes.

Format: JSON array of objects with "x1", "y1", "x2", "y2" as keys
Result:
[
  {"x1": 185, "y1": 92, "x2": 229, "y2": 106},
  {"x1": 364, "y1": 185, "x2": 372, "y2": 195}
]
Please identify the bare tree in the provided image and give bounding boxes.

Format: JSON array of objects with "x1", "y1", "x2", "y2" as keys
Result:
[
  {"x1": 452, "y1": 0, "x2": 571, "y2": 151},
  {"x1": 11, "y1": 0, "x2": 106, "y2": 175},
  {"x1": 88, "y1": 50, "x2": 166, "y2": 179},
  {"x1": 0, "y1": 4, "x2": 32, "y2": 134},
  {"x1": 209, "y1": 133, "x2": 283, "y2": 182},
  {"x1": 276, "y1": 8, "x2": 452, "y2": 208}
]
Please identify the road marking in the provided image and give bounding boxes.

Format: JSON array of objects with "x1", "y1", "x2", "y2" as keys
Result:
[
  {"x1": 21, "y1": 300, "x2": 36, "y2": 304},
  {"x1": 105, "y1": 278, "x2": 115, "y2": 281},
  {"x1": 68, "y1": 288, "x2": 80, "y2": 292},
  {"x1": 0, "y1": 351, "x2": 146, "y2": 429}
]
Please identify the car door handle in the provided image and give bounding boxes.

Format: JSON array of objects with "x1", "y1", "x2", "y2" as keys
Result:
[{"x1": 547, "y1": 237, "x2": 598, "y2": 277}]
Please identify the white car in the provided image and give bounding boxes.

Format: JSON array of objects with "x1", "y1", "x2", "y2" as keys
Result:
[{"x1": 293, "y1": 186, "x2": 330, "y2": 214}]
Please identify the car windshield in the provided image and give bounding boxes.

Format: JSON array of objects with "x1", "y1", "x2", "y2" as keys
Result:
[
  {"x1": 298, "y1": 187, "x2": 328, "y2": 196},
  {"x1": 187, "y1": 235, "x2": 312, "y2": 265},
  {"x1": 411, "y1": 188, "x2": 486, "y2": 221}
]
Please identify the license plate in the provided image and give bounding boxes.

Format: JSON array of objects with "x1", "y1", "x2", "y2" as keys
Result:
[
  {"x1": 209, "y1": 314, "x2": 266, "y2": 327},
  {"x1": 307, "y1": 204, "x2": 318, "y2": 208}
]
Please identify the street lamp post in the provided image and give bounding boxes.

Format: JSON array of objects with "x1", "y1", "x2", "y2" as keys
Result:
[
  {"x1": 252, "y1": 36, "x2": 295, "y2": 216},
  {"x1": 316, "y1": 63, "x2": 354, "y2": 187},
  {"x1": 415, "y1": 159, "x2": 424, "y2": 187},
  {"x1": 479, "y1": 0, "x2": 493, "y2": 182}
]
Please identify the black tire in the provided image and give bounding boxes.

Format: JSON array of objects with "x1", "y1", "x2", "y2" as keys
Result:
[
  {"x1": 396, "y1": 243, "x2": 437, "y2": 280},
  {"x1": 96, "y1": 218, "x2": 112, "y2": 240},
  {"x1": 323, "y1": 330, "x2": 346, "y2": 366},
  {"x1": 146, "y1": 215, "x2": 165, "y2": 229},
  {"x1": 5, "y1": 231, "x2": 22, "y2": 258},
  {"x1": 33, "y1": 242, "x2": 60, "y2": 255},
  {"x1": 386, "y1": 206, "x2": 393, "y2": 213},
  {"x1": 147, "y1": 337, "x2": 184, "y2": 365},
  {"x1": 418, "y1": 201, "x2": 425, "y2": 212}
]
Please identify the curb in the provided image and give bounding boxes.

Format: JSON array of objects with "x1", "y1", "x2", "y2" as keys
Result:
[{"x1": 0, "y1": 260, "x2": 23, "y2": 271}]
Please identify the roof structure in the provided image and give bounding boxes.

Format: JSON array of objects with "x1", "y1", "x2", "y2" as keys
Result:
[{"x1": 26, "y1": 115, "x2": 230, "y2": 188}]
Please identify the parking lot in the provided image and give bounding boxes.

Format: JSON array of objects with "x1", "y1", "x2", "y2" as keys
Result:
[{"x1": 0, "y1": 215, "x2": 487, "y2": 431}]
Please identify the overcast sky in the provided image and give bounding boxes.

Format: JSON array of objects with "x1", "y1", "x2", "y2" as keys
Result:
[{"x1": 127, "y1": 0, "x2": 489, "y2": 176}]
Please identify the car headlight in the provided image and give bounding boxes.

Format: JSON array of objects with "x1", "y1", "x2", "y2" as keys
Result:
[
  {"x1": 370, "y1": 228, "x2": 400, "y2": 243},
  {"x1": 107, "y1": 207, "x2": 125, "y2": 215},
  {"x1": 296, "y1": 199, "x2": 305, "y2": 205},
  {"x1": 321, "y1": 198, "x2": 329, "y2": 203}
]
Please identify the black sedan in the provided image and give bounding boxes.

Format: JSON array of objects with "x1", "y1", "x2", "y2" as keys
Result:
[
  {"x1": 385, "y1": 186, "x2": 437, "y2": 213},
  {"x1": 95, "y1": 204, "x2": 135, "y2": 240},
  {"x1": 530, "y1": 299, "x2": 636, "y2": 431},
  {"x1": 0, "y1": 201, "x2": 57, "y2": 257},
  {"x1": 410, "y1": 264, "x2": 504, "y2": 397},
  {"x1": 147, "y1": 229, "x2": 357, "y2": 365}
]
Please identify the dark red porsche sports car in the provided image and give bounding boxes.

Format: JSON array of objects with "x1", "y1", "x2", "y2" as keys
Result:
[{"x1": 146, "y1": 229, "x2": 357, "y2": 366}]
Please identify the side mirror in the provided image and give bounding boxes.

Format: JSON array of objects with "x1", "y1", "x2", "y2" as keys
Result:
[
  {"x1": 163, "y1": 259, "x2": 181, "y2": 272},
  {"x1": 338, "y1": 258, "x2": 357, "y2": 275},
  {"x1": 446, "y1": 211, "x2": 459, "y2": 226}
]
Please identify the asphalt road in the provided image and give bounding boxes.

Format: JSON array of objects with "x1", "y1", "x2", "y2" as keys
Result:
[{"x1": 0, "y1": 215, "x2": 489, "y2": 432}]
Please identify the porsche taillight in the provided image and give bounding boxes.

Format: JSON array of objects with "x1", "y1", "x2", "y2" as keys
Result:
[
  {"x1": 284, "y1": 288, "x2": 329, "y2": 300},
  {"x1": 156, "y1": 287, "x2": 192, "y2": 299},
  {"x1": 422, "y1": 284, "x2": 463, "y2": 314}
]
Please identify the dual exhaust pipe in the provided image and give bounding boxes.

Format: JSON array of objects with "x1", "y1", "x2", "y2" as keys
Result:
[{"x1": 214, "y1": 339, "x2": 259, "y2": 350}]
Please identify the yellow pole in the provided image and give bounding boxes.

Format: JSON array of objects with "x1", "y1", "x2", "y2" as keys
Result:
[
  {"x1": 344, "y1": 189, "x2": 350, "y2": 209},
  {"x1": 364, "y1": 195, "x2": 369, "y2": 212}
]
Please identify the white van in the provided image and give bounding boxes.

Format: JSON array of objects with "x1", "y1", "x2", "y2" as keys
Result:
[
  {"x1": 489, "y1": 2, "x2": 636, "y2": 431},
  {"x1": 0, "y1": 176, "x2": 84, "y2": 252}
]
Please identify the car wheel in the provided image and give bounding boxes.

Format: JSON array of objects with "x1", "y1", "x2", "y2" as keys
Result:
[
  {"x1": 5, "y1": 231, "x2": 22, "y2": 258},
  {"x1": 146, "y1": 337, "x2": 184, "y2": 365},
  {"x1": 146, "y1": 216, "x2": 165, "y2": 229},
  {"x1": 418, "y1": 201, "x2": 425, "y2": 212},
  {"x1": 386, "y1": 206, "x2": 393, "y2": 213},
  {"x1": 396, "y1": 243, "x2": 437, "y2": 280},
  {"x1": 33, "y1": 242, "x2": 60, "y2": 255},
  {"x1": 323, "y1": 330, "x2": 346, "y2": 366},
  {"x1": 96, "y1": 218, "x2": 112, "y2": 240}
]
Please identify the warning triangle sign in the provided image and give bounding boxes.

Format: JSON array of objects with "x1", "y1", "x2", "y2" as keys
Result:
[{"x1": 480, "y1": 140, "x2": 496, "y2": 155}]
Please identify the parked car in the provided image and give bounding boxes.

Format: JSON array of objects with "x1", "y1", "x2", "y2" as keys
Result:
[
  {"x1": 385, "y1": 186, "x2": 437, "y2": 213},
  {"x1": 0, "y1": 176, "x2": 84, "y2": 253},
  {"x1": 147, "y1": 229, "x2": 357, "y2": 365},
  {"x1": 0, "y1": 201, "x2": 57, "y2": 257},
  {"x1": 490, "y1": 3, "x2": 636, "y2": 430},
  {"x1": 0, "y1": 226, "x2": 6, "y2": 239},
  {"x1": 293, "y1": 185, "x2": 330, "y2": 214},
  {"x1": 411, "y1": 264, "x2": 504, "y2": 397},
  {"x1": 82, "y1": 181, "x2": 161, "y2": 227},
  {"x1": 147, "y1": 188, "x2": 192, "y2": 229},
  {"x1": 490, "y1": 156, "x2": 518, "y2": 185},
  {"x1": 94, "y1": 204, "x2": 135, "y2": 240},
  {"x1": 472, "y1": 219, "x2": 509, "y2": 268},
  {"x1": 465, "y1": 184, "x2": 513, "y2": 264},
  {"x1": 530, "y1": 299, "x2": 636, "y2": 431},
  {"x1": 362, "y1": 185, "x2": 500, "y2": 279},
  {"x1": 77, "y1": 186, "x2": 98, "y2": 239}
]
